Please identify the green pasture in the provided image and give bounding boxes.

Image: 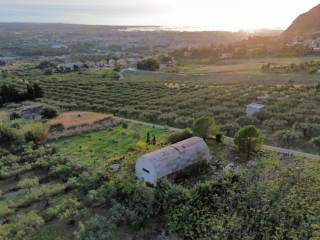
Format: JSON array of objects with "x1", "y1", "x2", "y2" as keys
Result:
[{"x1": 50, "y1": 123, "x2": 172, "y2": 166}]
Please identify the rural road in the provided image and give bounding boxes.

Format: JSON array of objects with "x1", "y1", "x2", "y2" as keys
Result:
[{"x1": 117, "y1": 116, "x2": 320, "y2": 160}]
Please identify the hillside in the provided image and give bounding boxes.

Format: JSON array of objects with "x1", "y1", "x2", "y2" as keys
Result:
[{"x1": 284, "y1": 4, "x2": 320, "y2": 38}]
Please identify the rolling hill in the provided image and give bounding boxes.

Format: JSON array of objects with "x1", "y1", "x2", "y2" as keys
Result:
[{"x1": 284, "y1": 4, "x2": 320, "y2": 38}]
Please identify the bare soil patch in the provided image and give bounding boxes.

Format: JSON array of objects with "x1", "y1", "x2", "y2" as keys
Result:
[{"x1": 48, "y1": 111, "x2": 113, "y2": 129}]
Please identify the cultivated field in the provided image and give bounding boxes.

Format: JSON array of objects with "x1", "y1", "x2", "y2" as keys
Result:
[
  {"x1": 1, "y1": 57, "x2": 320, "y2": 153},
  {"x1": 50, "y1": 122, "x2": 172, "y2": 166},
  {"x1": 48, "y1": 111, "x2": 113, "y2": 128},
  {"x1": 2, "y1": 56, "x2": 320, "y2": 240}
]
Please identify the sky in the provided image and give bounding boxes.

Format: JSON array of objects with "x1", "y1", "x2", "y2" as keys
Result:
[{"x1": 0, "y1": 0, "x2": 319, "y2": 31}]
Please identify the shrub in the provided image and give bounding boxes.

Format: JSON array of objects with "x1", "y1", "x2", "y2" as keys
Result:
[
  {"x1": 0, "y1": 202, "x2": 13, "y2": 218},
  {"x1": 44, "y1": 69, "x2": 53, "y2": 75},
  {"x1": 17, "y1": 177, "x2": 39, "y2": 193},
  {"x1": 167, "y1": 129, "x2": 193, "y2": 144},
  {"x1": 0, "y1": 211, "x2": 44, "y2": 240},
  {"x1": 49, "y1": 123, "x2": 65, "y2": 132},
  {"x1": 137, "y1": 58, "x2": 160, "y2": 71},
  {"x1": 158, "y1": 112, "x2": 178, "y2": 125},
  {"x1": 312, "y1": 136, "x2": 320, "y2": 148},
  {"x1": 24, "y1": 122, "x2": 49, "y2": 143},
  {"x1": 47, "y1": 196, "x2": 81, "y2": 223},
  {"x1": 121, "y1": 121, "x2": 128, "y2": 129},
  {"x1": 10, "y1": 112, "x2": 20, "y2": 120},
  {"x1": 0, "y1": 123, "x2": 22, "y2": 144},
  {"x1": 237, "y1": 116, "x2": 259, "y2": 126},
  {"x1": 74, "y1": 204, "x2": 125, "y2": 240},
  {"x1": 192, "y1": 117, "x2": 219, "y2": 139},
  {"x1": 234, "y1": 125, "x2": 263, "y2": 159},
  {"x1": 221, "y1": 123, "x2": 240, "y2": 137},
  {"x1": 274, "y1": 130, "x2": 302, "y2": 147},
  {"x1": 293, "y1": 122, "x2": 320, "y2": 139},
  {"x1": 37, "y1": 61, "x2": 56, "y2": 70},
  {"x1": 41, "y1": 106, "x2": 58, "y2": 119},
  {"x1": 107, "y1": 177, "x2": 156, "y2": 229}
]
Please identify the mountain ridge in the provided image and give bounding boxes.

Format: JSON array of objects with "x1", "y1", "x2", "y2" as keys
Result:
[{"x1": 284, "y1": 4, "x2": 320, "y2": 38}]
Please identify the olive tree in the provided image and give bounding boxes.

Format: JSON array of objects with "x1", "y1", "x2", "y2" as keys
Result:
[
  {"x1": 0, "y1": 211, "x2": 44, "y2": 240},
  {"x1": 234, "y1": 125, "x2": 263, "y2": 159},
  {"x1": 274, "y1": 130, "x2": 302, "y2": 147},
  {"x1": 311, "y1": 136, "x2": 320, "y2": 149},
  {"x1": 221, "y1": 123, "x2": 240, "y2": 137},
  {"x1": 17, "y1": 177, "x2": 39, "y2": 193},
  {"x1": 192, "y1": 117, "x2": 220, "y2": 140}
]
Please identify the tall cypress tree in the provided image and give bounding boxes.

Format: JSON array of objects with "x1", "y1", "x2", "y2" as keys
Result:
[
  {"x1": 146, "y1": 132, "x2": 150, "y2": 144},
  {"x1": 33, "y1": 83, "x2": 43, "y2": 98},
  {"x1": 27, "y1": 84, "x2": 35, "y2": 100}
]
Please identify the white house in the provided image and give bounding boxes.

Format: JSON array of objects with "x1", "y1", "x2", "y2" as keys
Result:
[
  {"x1": 312, "y1": 47, "x2": 320, "y2": 53},
  {"x1": 135, "y1": 137, "x2": 210, "y2": 185},
  {"x1": 117, "y1": 58, "x2": 127, "y2": 67},
  {"x1": 246, "y1": 103, "x2": 265, "y2": 116},
  {"x1": 108, "y1": 59, "x2": 116, "y2": 67},
  {"x1": 51, "y1": 43, "x2": 67, "y2": 49}
]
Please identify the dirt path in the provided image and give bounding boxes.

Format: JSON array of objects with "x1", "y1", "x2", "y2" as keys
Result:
[{"x1": 117, "y1": 117, "x2": 320, "y2": 160}]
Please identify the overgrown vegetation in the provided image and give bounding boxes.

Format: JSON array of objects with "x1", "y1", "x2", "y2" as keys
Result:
[
  {"x1": 1, "y1": 53, "x2": 320, "y2": 239},
  {"x1": 0, "y1": 120, "x2": 48, "y2": 146},
  {"x1": 157, "y1": 155, "x2": 320, "y2": 239},
  {"x1": 262, "y1": 61, "x2": 320, "y2": 73},
  {"x1": 2, "y1": 120, "x2": 319, "y2": 240}
]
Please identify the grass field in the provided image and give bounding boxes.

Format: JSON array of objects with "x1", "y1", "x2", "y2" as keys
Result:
[
  {"x1": 50, "y1": 123, "x2": 172, "y2": 167},
  {"x1": 126, "y1": 56, "x2": 320, "y2": 85}
]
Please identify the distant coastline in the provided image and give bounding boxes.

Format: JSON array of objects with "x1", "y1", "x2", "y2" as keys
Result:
[{"x1": 0, "y1": 22, "x2": 282, "y2": 33}]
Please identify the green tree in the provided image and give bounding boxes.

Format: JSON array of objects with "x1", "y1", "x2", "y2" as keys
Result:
[
  {"x1": 152, "y1": 135, "x2": 156, "y2": 145},
  {"x1": 221, "y1": 123, "x2": 240, "y2": 137},
  {"x1": 0, "y1": 123, "x2": 22, "y2": 144},
  {"x1": 167, "y1": 128, "x2": 193, "y2": 144},
  {"x1": 41, "y1": 106, "x2": 58, "y2": 119},
  {"x1": 37, "y1": 61, "x2": 56, "y2": 70},
  {"x1": 312, "y1": 136, "x2": 320, "y2": 149},
  {"x1": 26, "y1": 84, "x2": 35, "y2": 99},
  {"x1": 234, "y1": 125, "x2": 263, "y2": 159},
  {"x1": 192, "y1": 117, "x2": 220, "y2": 139},
  {"x1": 274, "y1": 130, "x2": 302, "y2": 147},
  {"x1": 24, "y1": 122, "x2": 49, "y2": 144},
  {"x1": 0, "y1": 211, "x2": 44, "y2": 240},
  {"x1": 137, "y1": 58, "x2": 160, "y2": 71},
  {"x1": 146, "y1": 132, "x2": 150, "y2": 145},
  {"x1": 17, "y1": 177, "x2": 39, "y2": 193},
  {"x1": 44, "y1": 69, "x2": 53, "y2": 75},
  {"x1": 47, "y1": 196, "x2": 81, "y2": 223},
  {"x1": 33, "y1": 83, "x2": 43, "y2": 98}
]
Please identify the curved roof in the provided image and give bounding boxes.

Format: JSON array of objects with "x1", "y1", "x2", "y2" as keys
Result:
[{"x1": 136, "y1": 137, "x2": 210, "y2": 179}]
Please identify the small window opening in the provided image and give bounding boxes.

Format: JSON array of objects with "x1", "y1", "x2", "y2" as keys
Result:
[{"x1": 143, "y1": 168, "x2": 150, "y2": 174}]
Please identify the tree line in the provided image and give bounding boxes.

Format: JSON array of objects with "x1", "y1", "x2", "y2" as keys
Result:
[{"x1": 0, "y1": 83, "x2": 43, "y2": 106}]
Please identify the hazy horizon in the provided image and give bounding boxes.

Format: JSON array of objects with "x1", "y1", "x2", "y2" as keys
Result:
[{"x1": 0, "y1": 0, "x2": 319, "y2": 31}]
